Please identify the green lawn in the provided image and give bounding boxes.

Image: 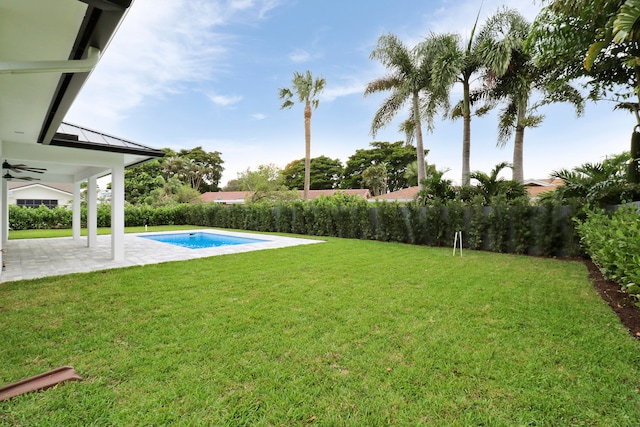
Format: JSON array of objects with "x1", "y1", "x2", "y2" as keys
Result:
[{"x1": 1, "y1": 236, "x2": 639, "y2": 426}]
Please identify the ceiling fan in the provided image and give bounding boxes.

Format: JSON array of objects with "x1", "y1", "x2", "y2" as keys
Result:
[
  {"x1": 2, "y1": 161, "x2": 47, "y2": 174},
  {"x1": 3, "y1": 173, "x2": 40, "y2": 181}
]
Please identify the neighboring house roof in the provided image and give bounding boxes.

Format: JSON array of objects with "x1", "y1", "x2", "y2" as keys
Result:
[
  {"x1": 524, "y1": 178, "x2": 564, "y2": 198},
  {"x1": 200, "y1": 189, "x2": 372, "y2": 203},
  {"x1": 369, "y1": 186, "x2": 420, "y2": 202},
  {"x1": 8, "y1": 182, "x2": 73, "y2": 195},
  {"x1": 201, "y1": 191, "x2": 250, "y2": 204},
  {"x1": 367, "y1": 179, "x2": 565, "y2": 202}
]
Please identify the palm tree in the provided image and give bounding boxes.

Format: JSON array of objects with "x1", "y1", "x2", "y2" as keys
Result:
[
  {"x1": 403, "y1": 9, "x2": 516, "y2": 187},
  {"x1": 548, "y1": 153, "x2": 639, "y2": 206},
  {"x1": 421, "y1": 8, "x2": 517, "y2": 186},
  {"x1": 415, "y1": 167, "x2": 455, "y2": 204},
  {"x1": 362, "y1": 163, "x2": 388, "y2": 196},
  {"x1": 403, "y1": 160, "x2": 432, "y2": 187},
  {"x1": 477, "y1": 7, "x2": 584, "y2": 183},
  {"x1": 365, "y1": 33, "x2": 454, "y2": 191},
  {"x1": 470, "y1": 161, "x2": 526, "y2": 204},
  {"x1": 279, "y1": 71, "x2": 326, "y2": 200},
  {"x1": 439, "y1": 11, "x2": 488, "y2": 186}
]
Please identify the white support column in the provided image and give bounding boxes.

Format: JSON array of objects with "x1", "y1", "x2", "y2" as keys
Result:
[
  {"x1": 87, "y1": 175, "x2": 98, "y2": 248},
  {"x1": 72, "y1": 180, "x2": 82, "y2": 241},
  {"x1": 2, "y1": 173, "x2": 7, "y2": 245},
  {"x1": 0, "y1": 141, "x2": 3, "y2": 277},
  {"x1": 111, "y1": 162, "x2": 125, "y2": 260}
]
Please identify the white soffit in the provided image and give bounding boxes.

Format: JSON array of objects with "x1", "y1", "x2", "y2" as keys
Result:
[{"x1": 0, "y1": 0, "x2": 88, "y2": 145}]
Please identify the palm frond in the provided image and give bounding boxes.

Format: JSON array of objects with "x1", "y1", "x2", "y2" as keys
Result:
[
  {"x1": 521, "y1": 113, "x2": 545, "y2": 129},
  {"x1": 370, "y1": 90, "x2": 408, "y2": 136},
  {"x1": 475, "y1": 104, "x2": 494, "y2": 117},
  {"x1": 278, "y1": 88, "x2": 293, "y2": 108},
  {"x1": 364, "y1": 76, "x2": 402, "y2": 96},
  {"x1": 614, "y1": 101, "x2": 640, "y2": 113},
  {"x1": 450, "y1": 101, "x2": 463, "y2": 120},
  {"x1": 280, "y1": 99, "x2": 294, "y2": 110},
  {"x1": 399, "y1": 118, "x2": 416, "y2": 146},
  {"x1": 492, "y1": 161, "x2": 512, "y2": 179},
  {"x1": 613, "y1": 0, "x2": 640, "y2": 43},
  {"x1": 496, "y1": 103, "x2": 517, "y2": 147},
  {"x1": 281, "y1": 70, "x2": 326, "y2": 108},
  {"x1": 476, "y1": 7, "x2": 530, "y2": 77},
  {"x1": 370, "y1": 33, "x2": 414, "y2": 76}
]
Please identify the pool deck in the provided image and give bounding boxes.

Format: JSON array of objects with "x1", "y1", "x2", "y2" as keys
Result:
[{"x1": 0, "y1": 230, "x2": 322, "y2": 283}]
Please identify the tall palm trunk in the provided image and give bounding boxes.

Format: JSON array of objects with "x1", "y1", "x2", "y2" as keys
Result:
[
  {"x1": 512, "y1": 98, "x2": 527, "y2": 183},
  {"x1": 304, "y1": 101, "x2": 312, "y2": 200},
  {"x1": 412, "y1": 92, "x2": 426, "y2": 190},
  {"x1": 462, "y1": 78, "x2": 471, "y2": 186}
]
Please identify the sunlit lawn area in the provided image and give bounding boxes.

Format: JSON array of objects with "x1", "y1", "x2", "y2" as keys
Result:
[{"x1": 1, "y1": 236, "x2": 639, "y2": 425}]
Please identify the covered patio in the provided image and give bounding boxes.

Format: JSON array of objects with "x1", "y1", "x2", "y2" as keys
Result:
[{"x1": 0, "y1": 0, "x2": 163, "y2": 279}]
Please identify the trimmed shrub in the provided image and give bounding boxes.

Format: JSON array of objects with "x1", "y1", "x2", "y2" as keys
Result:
[
  {"x1": 375, "y1": 201, "x2": 408, "y2": 243},
  {"x1": 9, "y1": 196, "x2": 581, "y2": 259},
  {"x1": 406, "y1": 202, "x2": 427, "y2": 245},
  {"x1": 488, "y1": 196, "x2": 510, "y2": 253},
  {"x1": 576, "y1": 205, "x2": 640, "y2": 296},
  {"x1": 534, "y1": 201, "x2": 563, "y2": 257},
  {"x1": 510, "y1": 198, "x2": 532, "y2": 254},
  {"x1": 467, "y1": 197, "x2": 487, "y2": 250}
]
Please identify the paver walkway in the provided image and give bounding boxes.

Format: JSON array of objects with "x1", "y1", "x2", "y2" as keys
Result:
[{"x1": 1, "y1": 230, "x2": 321, "y2": 283}]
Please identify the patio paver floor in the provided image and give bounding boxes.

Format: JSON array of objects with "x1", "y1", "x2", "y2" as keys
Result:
[{"x1": 1, "y1": 230, "x2": 321, "y2": 283}]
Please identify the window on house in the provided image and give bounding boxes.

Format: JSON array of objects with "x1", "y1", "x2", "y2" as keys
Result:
[{"x1": 16, "y1": 199, "x2": 58, "y2": 209}]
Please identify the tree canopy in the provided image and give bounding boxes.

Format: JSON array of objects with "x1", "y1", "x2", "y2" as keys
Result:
[
  {"x1": 234, "y1": 164, "x2": 298, "y2": 203},
  {"x1": 341, "y1": 141, "x2": 421, "y2": 192},
  {"x1": 530, "y1": 1, "x2": 640, "y2": 119},
  {"x1": 124, "y1": 146, "x2": 224, "y2": 205},
  {"x1": 281, "y1": 156, "x2": 343, "y2": 190}
]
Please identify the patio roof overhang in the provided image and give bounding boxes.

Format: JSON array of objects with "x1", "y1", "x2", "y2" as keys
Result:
[
  {"x1": 0, "y1": 0, "x2": 154, "y2": 266},
  {"x1": 1, "y1": 0, "x2": 133, "y2": 144},
  {"x1": 0, "y1": 0, "x2": 164, "y2": 182},
  {"x1": 3, "y1": 1, "x2": 133, "y2": 132}
]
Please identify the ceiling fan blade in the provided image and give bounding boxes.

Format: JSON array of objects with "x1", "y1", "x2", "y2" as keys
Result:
[
  {"x1": 2, "y1": 161, "x2": 47, "y2": 174},
  {"x1": 3, "y1": 173, "x2": 39, "y2": 181}
]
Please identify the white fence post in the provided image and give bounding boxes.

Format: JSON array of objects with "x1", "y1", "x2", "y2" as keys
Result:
[{"x1": 453, "y1": 231, "x2": 463, "y2": 256}]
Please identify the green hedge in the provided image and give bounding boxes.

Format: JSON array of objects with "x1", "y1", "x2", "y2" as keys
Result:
[
  {"x1": 576, "y1": 204, "x2": 640, "y2": 297},
  {"x1": 9, "y1": 197, "x2": 581, "y2": 257}
]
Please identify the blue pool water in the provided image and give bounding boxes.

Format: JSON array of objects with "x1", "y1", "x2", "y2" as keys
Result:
[{"x1": 140, "y1": 232, "x2": 267, "y2": 249}]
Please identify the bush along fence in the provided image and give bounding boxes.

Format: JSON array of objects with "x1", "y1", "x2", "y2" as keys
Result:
[
  {"x1": 576, "y1": 203, "x2": 640, "y2": 298},
  {"x1": 9, "y1": 196, "x2": 583, "y2": 257}
]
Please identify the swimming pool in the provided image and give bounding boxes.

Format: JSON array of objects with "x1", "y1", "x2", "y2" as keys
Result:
[{"x1": 139, "y1": 232, "x2": 267, "y2": 249}]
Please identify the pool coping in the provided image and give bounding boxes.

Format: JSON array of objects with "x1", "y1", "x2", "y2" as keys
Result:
[{"x1": 1, "y1": 229, "x2": 323, "y2": 283}]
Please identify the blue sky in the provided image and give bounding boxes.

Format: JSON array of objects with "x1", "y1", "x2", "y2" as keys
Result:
[{"x1": 66, "y1": 0, "x2": 633, "y2": 187}]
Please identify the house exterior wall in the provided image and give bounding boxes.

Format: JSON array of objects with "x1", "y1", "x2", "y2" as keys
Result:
[{"x1": 8, "y1": 185, "x2": 72, "y2": 208}]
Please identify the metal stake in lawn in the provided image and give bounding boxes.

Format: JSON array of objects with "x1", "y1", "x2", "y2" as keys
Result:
[{"x1": 452, "y1": 231, "x2": 462, "y2": 256}]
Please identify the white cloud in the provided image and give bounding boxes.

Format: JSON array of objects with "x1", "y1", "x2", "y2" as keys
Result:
[
  {"x1": 289, "y1": 48, "x2": 311, "y2": 63},
  {"x1": 424, "y1": 0, "x2": 541, "y2": 37},
  {"x1": 208, "y1": 93, "x2": 243, "y2": 106},
  {"x1": 321, "y1": 80, "x2": 366, "y2": 102},
  {"x1": 230, "y1": 0, "x2": 254, "y2": 11},
  {"x1": 66, "y1": 0, "x2": 282, "y2": 128},
  {"x1": 251, "y1": 113, "x2": 267, "y2": 120}
]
